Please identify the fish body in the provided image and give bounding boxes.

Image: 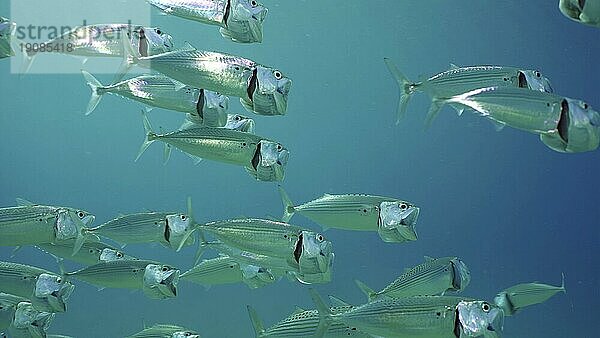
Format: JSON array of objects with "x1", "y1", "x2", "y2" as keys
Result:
[
  {"x1": 181, "y1": 256, "x2": 275, "y2": 289},
  {"x1": 0, "y1": 201, "x2": 94, "y2": 252},
  {"x1": 0, "y1": 262, "x2": 74, "y2": 313},
  {"x1": 127, "y1": 324, "x2": 201, "y2": 338},
  {"x1": 86, "y1": 211, "x2": 194, "y2": 251},
  {"x1": 311, "y1": 293, "x2": 503, "y2": 338},
  {"x1": 82, "y1": 72, "x2": 229, "y2": 121},
  {"x1": 357, "y1": 256, "x2": 471, "y2": 301},
  {"x1": 494, "y1": 274, "x2": 566, "y2": 316},
  {"x1": 279, "y1": 189, "x2": 418, "y2": 243},
  {"x1": 560, "y1": 0, "x2": 600, "y2": 27},
  {"x1": 2, "y1": 300, "x2": 55, "y2": 338},
  {"x1": 384, "y1": 59, "x2": 553, "y2": 124},
  {"x1": 448, "y1": 87, "x2": 600, "y2": 152},
  {"x1": 121, "y1": 41, "x2": 291, "y2": 116},
  {"x1": 198, "y1": 219, "x2": 302, "y2": 260},
  {"x1": 65, "y1": 260, "x2": 179, "y2": 299},
  {"x1": 0, "y1": 17, "x2": 16, "y2": 59},
  {"x1": 247, "y1": 305, "x2": 371, "y2": 338},
  {"x1": 36, "y1": 240, "x2": 135, "y2": 265},
  {"x1": 147, "y1": 0, "x2": 268, "y2": 43}
]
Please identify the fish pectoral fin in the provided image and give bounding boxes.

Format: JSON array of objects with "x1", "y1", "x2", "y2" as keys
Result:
[
  {"x1": 424, "y1": 99, "x2": 445, "y2": 129},
  {"x1": 183, "y1": 152, "x2": 203, "y2": 165},
  {"x1": 488, "y1": 118, "x2": 507, "y2": 131}
]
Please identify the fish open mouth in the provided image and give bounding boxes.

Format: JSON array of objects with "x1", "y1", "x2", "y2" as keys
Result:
[
  {"x1": 224, "y1": 0, "x2": 232, "y2": 26},
  {"x1": 196, "y1": 89, "x2": 206, "y2": 119},
  {"x1": 251, "y1": 142, "x2": 261, "y2": 170},
  {"x1": 518, "y1": 71, "x2": 528, "y2": 88},
  {"x1": 293, "y1": 232, "x2": 303, "y2": 264},
  {"x1": 138, "y1": 28, "x2": 148, "y2": 57},
  {"x1": 164, "y1": 217, "x2": 171, "y2": 243},
  {"x1": 453, "y1": 309, "x2": 461, "y2": 338},
  {"x1": 558, "y1": 99, "x2": 570, "y2": 143},
  {"x1": 247, "y1": 68, "x2": 258, "y2": 102}
]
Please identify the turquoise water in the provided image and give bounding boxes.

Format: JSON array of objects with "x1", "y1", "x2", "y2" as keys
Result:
[{"x1": 1, "y1": 1, "x2": 599, "y2": 337}]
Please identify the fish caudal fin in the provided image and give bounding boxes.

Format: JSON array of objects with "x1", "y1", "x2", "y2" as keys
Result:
[
  {"x1": 309, "y1": 289, "x2": 333, "y2": 338},
  {"x1": 81, "y1": 70, "x2": 104, "y2": 115},
  {"x1": 560, "y1": 272, "x2": 566, "y2": 294},
  {"x1": 114, "y1": 31, "x2": 138, "y2": 83},
  {"x1": 424, "y1": 99, "x2": 445, "y2": 129},
  {"x1": 246, "y1": 305, "x2": 265, "y2": 337},
  {"x1": 136, "y1": 111, "x2": 157, "y2": 162},
  {"x1": 355, "y1": 279, "x2": 376, "y2": 302},
  {"x1": 384, "y1": 58, "x2": 414, "y2": 124},
  {"x1": 277, "y1": 185, "x2": 295, "y2": 222}
]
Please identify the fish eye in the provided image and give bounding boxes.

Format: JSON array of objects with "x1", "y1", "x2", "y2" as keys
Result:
[
  {"x1": 116, "y1": 252, "x2": 123, "y2": 258},
  {"x1": 399, "y1": 203, "x2": 408, "y2": 210},
  {"x1": 273, "y1": 70, "x2": 283, "y2": 80},
  {"x1": 235, "y1": 115, "x2": 241, "y2": 121},
  {"x1": 77, "y1": 211, "x2": 85, "y2": 218},
  {"x1": 155, "y1": 28, "x2": 162, "y2": 35},
  {"x1": 180, "y1": 215, "x2": 187, "y2": 221},
  {"x1": 535, "y1": 71, "x2": 541, "y2": 78},
  {"x1": 162, "y1": 266, "x2": 169, "y2": 272},
  {"x1": 317, "y1": 234, "x2": 324, "y2": 242},
  {"x1": 251, "y1": 0, "x2": 258, "y2": 7},
  {"x1": 277, "y1": 144, "x2": 283, "y2": 151},
  {"x1": 56, "y1": 277, "x2": 62, "y2": 283},
  {"x1": 481, "y1": 302, "x2": 491, "y2": 312},
  {"x1": 582, "y1": 102, "x2": 589, "y2": 109}
]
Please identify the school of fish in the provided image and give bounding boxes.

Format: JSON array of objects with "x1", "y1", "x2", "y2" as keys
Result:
[{"x1": 1, "y1": 0, "x2": 595, "y2": 337}]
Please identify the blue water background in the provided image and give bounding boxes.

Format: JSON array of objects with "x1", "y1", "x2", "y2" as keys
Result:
[{"x1": 1, "y1": 1, "x2": 599, "y2": 337}]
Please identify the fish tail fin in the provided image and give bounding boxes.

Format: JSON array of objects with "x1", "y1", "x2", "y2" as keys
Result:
[
  {"x1": 354, "y1": 279, "x2": 376, "y2": 302},
  {"x1": 277, "y1": 185, "x2": 295, "y2": 222},
  {"x1": 246, "y1": 305, "x2": 265, "y2": 337},
  {"x1": 193, "y1": 228, "x2": 208, "y2": 265},
  {"x1": 81, "y1": 70, "x2": 104, "y2": 115},
  {"x1": 384, "y1": 57, "x2": 415, "y2": 124},
  {"x1": 424, "y1": 99, "x2": 445, "y2": 129},
  {"x1": 309, "y1": 289, "x2": 333, "y2": 338},
  {"x1": 114, "y1": 30, "x2": 138, "y2": 83},
  {"x1": 560, "y1": 272, "x2": 567, "y2": 293},
  {"x1": 136, "y1": 110, "x2": 157, "y2": 162}
]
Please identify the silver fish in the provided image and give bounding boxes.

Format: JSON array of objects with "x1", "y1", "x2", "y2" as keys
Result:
[
  {"x1": 494, "y1": 274, "x2": 566, "y2": 316},
  {"x1": 311, "y1": 291, "x2": 503, "y2": 338},
  {"x1": 0, "y1": 17, "x2": 16, "y2": 59},
  {"x1": 147, "y1": 0, "x2": 268, "y2": 43},
  {"x1": 23, "y1": 24, "x2": 173, "y2": 73},
  {"x1": 5, "y1": 301, "x2": 54, "y2": 338},
  {"x1": 127, "y1": 324, "x2": 201, "y2": 338},
  {"x1": 120, "y1": 40, "x2": 291, "y2": 116},
  {"x1": 560, "y1": 0, "x2": 600, "y2": 27},
  {"x1": 0, "y1": 262, "x2": 75, "y2": 313},
  {"x1": 247, "y1": 301, "x2": 372, "y2": 338},
  {"x1": 36, "y1": 239, "x2": 136, "y2": 266},
  {"x1": 65, "y1": 260, "x2": 179, "y2": 299},
  {"x1": 84, "y1": 199, "x2": 195, "y2": 251},
  {"x1": 447, "y1": 87, "x2": 600, "y2": 152},
  {"x1": 181, "y1": 255, "x2": 275, "y2": 289},
  {"x1": 82, "y1": 71, "x2": 229, "y2": 123},
  {"x1": 356, "y1": 256, "x2": 471, "y2": 301},
  {"x1": 384, "y1": 59, "x2": 553, "y2": 125},
  {"x1": 279, "y1": 188, "x2": 419, "y2": 243},
  {"x1": 0, "y1": 199, "x2": 95, "y2": 255},
  {"x1": 244, "y1": 140, "x2": 290, "y2": 182},
  {"x1": 138, "y1": 113, "x2": 289, "y2": 181}
]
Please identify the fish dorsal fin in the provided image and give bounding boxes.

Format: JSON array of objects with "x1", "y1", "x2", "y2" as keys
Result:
[
  {"x1": 449, "y1": 63, "x2": 460, "y2": 70},
  {"x1": 292, "y1": 306, "x2": 306, "y2": 315},
  {"x1": 328, "y1": 295, "x2": 350, "y2": 307},
  {"x1": 16, "y1": 198, "x2": 35, "y2": 206},
  {"x1": 424, "y1": 255, "x2": 435, "y2": 262}
]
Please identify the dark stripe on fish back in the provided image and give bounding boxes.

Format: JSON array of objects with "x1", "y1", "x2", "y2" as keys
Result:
[
  {"x1": 251, "y1": 141, "x2": 261, "y2": 170},
  {"x1": 196, "y1": 89, "x2": 206, "y2": 119},
  {"x1": 138, "y1": 28, "x2": 148, "y2": 57},
  {"x1": 518, "y1": 71, "x2": 528, "y2": 88},
  {"x1": 293, "y1": 233, "x2": 303, "y2": 263},
  {"x1": 247, "y1": 68, "x2": 258, "y2": 102},
  {"x1": 224, "y1": 0, "x2": 231, "y2": 26},
  {"x1": 558, "y1": 99, "x2": 570, "y2": 143}
]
